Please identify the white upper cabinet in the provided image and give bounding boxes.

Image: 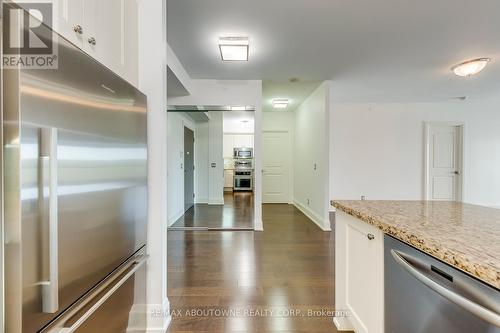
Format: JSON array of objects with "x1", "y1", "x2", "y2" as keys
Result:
[
  {"x1": 224, "y1": 134, "x2": 254, "y2": 158},
  {"x1": 233, "y1": 135, "x2": 254, "y2": 149},
  {"x1": 55, "y1": 0, "x2": 85, "y2": 47},
  {"x1": 52, "y1": 0, "x2": 138, "y2": 86}
]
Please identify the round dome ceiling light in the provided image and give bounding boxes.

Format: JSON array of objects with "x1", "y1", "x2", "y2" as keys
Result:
[{"x1": 451, "y1": 58, "x2": 491, "y2": 77}]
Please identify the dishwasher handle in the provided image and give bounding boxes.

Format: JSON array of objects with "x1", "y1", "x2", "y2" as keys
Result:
[{"x1": 391, "y1": 249, "x2": 500, "y2": 327}]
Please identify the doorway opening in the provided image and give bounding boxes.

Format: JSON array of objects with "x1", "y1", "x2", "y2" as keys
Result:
[{"x1": 167, "y1": 106, "x2": 255, "y2": 230}]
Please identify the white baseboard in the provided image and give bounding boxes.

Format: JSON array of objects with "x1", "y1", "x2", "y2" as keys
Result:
[
  {"x1": 208, "y1": 197, "x2": 224, "y2": 205},
  {"x1": 333, "y1": 316, "x2": 354, "y2": 331},
  {"x1": 195, "y1": 197, "x2": 208, "y2": 204},
  {"x1": 145, "y1": 300, "x2": 171, "y2": 333},
  {"x1": 293, "y1": 200, "x2": 331, "y2": 231},
  {"x1": 126, "y1": 304, "x2": 147, "y2": 332},
  {"x1": 167, "y1": 210, "x2": 184, "y2": 227}
]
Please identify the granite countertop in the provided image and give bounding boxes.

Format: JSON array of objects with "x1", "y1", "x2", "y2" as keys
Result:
[{"x1": 331, "y1": 200, "x2": 500, "y2": 289}]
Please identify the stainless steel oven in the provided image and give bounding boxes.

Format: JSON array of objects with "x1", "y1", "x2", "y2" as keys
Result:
[
  {"x1": 234, "y1": 147, "x2": 253, "y2": 159},
  {"x1": 234, "y1": 159, "x2": 252, "y2": 170},
  {"x1": 234, "y1": 170, "x2": 253, "y2": 191}
]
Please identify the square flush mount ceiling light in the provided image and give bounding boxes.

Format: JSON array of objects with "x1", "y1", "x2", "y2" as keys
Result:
[
  {"x1": 272, "y1": 99, "x2": 289, "y2": 109},
  {"x1": 219, "y1": 37, "x2": 249, "y2": 61}
]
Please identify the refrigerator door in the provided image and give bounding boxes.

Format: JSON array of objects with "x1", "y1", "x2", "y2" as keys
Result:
[{"x1": 3, "y1": 5, "x2": 147, "y2": 332}]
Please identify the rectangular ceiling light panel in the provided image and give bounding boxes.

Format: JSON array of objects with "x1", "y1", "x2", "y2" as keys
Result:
[
  {"x1": 219, "y1": 37, "x2": 249, "y2": 61},
  {"x1": 272, "y1": 98, "x2": 289, "y2": 109}
]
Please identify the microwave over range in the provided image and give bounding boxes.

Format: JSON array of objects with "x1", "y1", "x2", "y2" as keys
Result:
[{"x1": 234, "y1": 147, "x2": 253, "y2": 159}]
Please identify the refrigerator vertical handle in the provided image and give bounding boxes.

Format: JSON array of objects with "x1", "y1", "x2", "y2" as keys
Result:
[{"x1": 40, "y1": 128, "x2": 59, "y2": 313}]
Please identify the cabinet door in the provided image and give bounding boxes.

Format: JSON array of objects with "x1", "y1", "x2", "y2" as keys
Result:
[
  {"x1": 233, "y1": 135, "x2": 254, "y2": 149},
  {"x1": 54, "y1": 0, "x2": 84, "y2": 47},
  {"x1": 83, "y1": 0, "x2": 138, "y2": 85},
  {"x1": 243, "y1": 135, "x2": 254, "y2": 148},
  {"x1": 224, "y1": 170, "x2": 234, "y2": 188},
  {"x1": 343, "y1": 214, "x2": 384, "y2": 333},
  {"x1": 233, "y1": 135, "x2": 244, "y2": 148}
]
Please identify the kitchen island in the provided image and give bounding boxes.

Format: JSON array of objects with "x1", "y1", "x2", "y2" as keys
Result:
[{"x1": 331, "y1": 200, "x2": 500, "y2": 332}]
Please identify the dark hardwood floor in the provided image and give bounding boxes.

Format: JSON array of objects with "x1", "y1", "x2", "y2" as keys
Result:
[
  {"x1": 167, "y1": 204, "x2": 342, "y2": 332},
  {"x1": 170, "y1": 192, "x2": 254, "y2": 229}
]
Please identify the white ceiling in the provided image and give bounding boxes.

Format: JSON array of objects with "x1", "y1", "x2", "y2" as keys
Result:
[
  {"x1": 167, "y1": 0, "x2": 500, "y2": 102},
  {"x1": 223, "y1": 111, "x2": 255, "y2": 133}
]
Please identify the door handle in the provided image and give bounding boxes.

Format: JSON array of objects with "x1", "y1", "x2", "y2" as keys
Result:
[
  {"x1": 45, "y1": 255, "x2": 148, "y2": 333},
  {"x1": 391, "y1": 249, "x2": 500, "y2": 327},
  {"x1": 39, "y1": 128, "x2": 59, "y2": 313},
  {"x1": 454, "y1": 171, "x2": 461, "y2": 175}
]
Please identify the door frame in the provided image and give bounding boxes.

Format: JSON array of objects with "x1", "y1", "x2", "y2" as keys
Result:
[
  {"x1": 423, "y1": 121, "x2": 464, "y2": 201},
  {"x1": 262, "y1": 130, "x2": 293, "y2": 204}
]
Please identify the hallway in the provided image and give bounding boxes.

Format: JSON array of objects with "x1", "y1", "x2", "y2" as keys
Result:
[{"x1": 167, "y1": 204, "x2": 339, "y2": 332}]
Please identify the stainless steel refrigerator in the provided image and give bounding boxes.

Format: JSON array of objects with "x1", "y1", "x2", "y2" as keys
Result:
[{"x1": 2, "y1": 2, "x2": 148, "y2": 332}]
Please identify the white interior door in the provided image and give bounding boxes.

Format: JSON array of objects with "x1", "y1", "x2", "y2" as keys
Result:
[
  {"x1": 426, "y1": 124, "x2": 463, "y2": 201},
  {"x1": 263, "y1": 132, "x2": 290, "y2": 203}
]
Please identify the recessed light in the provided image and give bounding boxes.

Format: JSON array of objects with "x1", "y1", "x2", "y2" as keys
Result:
[
  {"x1": 451, "y1": 58, "x2": 491, "y2": 77},
  {"x1": 272, "y1": 99, "x2": 289, "y2": 109},
  {"x1": 219, "y1": 37, "x2": 249, "y2": 61},
  {"x1": 231, "y1": 106, "x2": 246, "y2": 111}
]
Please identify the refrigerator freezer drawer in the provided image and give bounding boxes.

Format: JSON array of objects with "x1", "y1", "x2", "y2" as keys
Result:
[{"x1": 42, "y1": 251, "x2": 148, "y2": 333}]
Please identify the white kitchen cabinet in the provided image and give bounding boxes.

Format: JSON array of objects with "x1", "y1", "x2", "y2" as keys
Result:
[
  {"x1": 52, "y1": 0, "x2": 138, "y2": 85},
  {"x1": 83, "y1": 0, "x2": 139, "y2": 85},
  {"x1": 224, "y1": 170, "x2": 234, "y2": 189},
  {"x1": 224, "y1": 134, "x2": 254, "y2": 157},
  {"x1": 233, "y1": 135, "x2": 254, "y2": 149},
  {"x1": 54, "y1": 0, "x2": 85, "y2": 47},
  {"x1": 334, "y1": 211, "x2": 384, "y2": 333},
  {"x1": 223, "y1": 135, "x2": 235, "y2": 158}
]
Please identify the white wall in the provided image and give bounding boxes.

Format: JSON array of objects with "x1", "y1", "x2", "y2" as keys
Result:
[
  {"x1": 167, "y1": 43, "x2": 193, "y2": 94},
  {"x1": 208, "y1": 112, "x2": 224, "y2": 204},
  {"x1": 168, "y1": 80, "x2": 262, "y2": 106},
  {"x1": 262, "y1": 111, "x2": 295, "y2": 132},
  {"x1": 167, "y1": 112, "x2": 195, "y2": 225},
  {"x1": 463, "y1": 100, "x2": 500, "y2": 207},
  {"x1": 329, "y1": 98, "x2": 500, "y2": 208},
  {"x1": 293, "y1": 82, "x2": 331, "y2": 230},
  {"x1": 137, "y1": 0, "x2": 170, "y2": 330},
  {"x1": 194, "y1": 122, "x2": 209, "y2": 203},
  {"x1": 223, "y1": 111, "x2": 255, "y2": 134}
]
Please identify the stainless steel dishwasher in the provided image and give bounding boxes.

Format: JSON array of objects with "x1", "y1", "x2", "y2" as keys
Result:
[{"x1": 385, "y1": 235, "x2": 500, "y2": 333}]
